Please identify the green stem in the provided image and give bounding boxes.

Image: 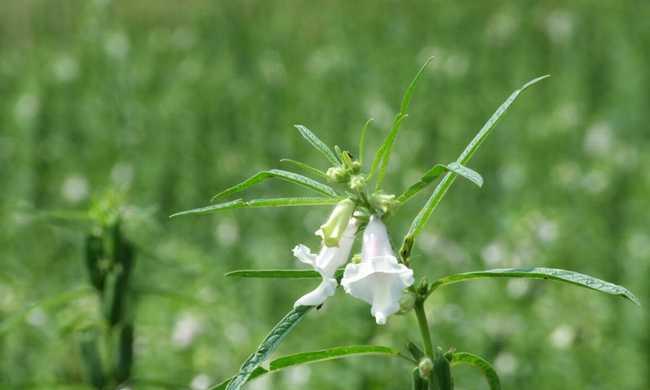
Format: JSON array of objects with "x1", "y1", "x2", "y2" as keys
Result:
[{"x1": 414, "y1": 300, "x2": 434, "y2": 358}]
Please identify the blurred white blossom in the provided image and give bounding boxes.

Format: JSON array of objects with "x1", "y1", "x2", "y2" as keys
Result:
[{"x1": 62, "y1": 175, "x2": 89, "y2": 203}]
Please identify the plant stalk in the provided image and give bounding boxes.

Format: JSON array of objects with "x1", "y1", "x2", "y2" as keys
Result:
[{"x1": 414, "y1": 300, "x2": 434, "y2": 359}]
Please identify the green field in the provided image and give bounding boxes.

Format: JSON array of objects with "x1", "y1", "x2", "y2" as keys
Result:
[{"x1": 1, "y1": 1, "x2": 648, "y2": 389}]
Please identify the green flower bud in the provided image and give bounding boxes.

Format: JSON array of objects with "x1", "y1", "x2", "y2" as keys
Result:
[
  {"x1": 326, "y1": 166, "x2": 348, "y2": 183},
  {"x1": 418, "y1": 357, "x2": 433, "y2": 378},
  {"x1": 316, "y1": 198, "x2": 356, "y2": 247},
  {"x1": 350, "y1": 160, "x2": 362, "y2": 173},
  {"x1": 370, "y1": 191, "x2": 398, "y2": 214},
  {"x1": 349, "y1": 174, "x2": 366, "y2": 192}
]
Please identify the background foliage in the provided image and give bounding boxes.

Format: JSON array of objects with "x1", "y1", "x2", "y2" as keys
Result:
[{"x1": 1, "y1": 0, "x2": 648, "y2": 389}]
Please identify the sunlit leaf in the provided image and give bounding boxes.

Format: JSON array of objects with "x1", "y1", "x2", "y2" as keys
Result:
[
  {"x1": 170, "y1": 197, "x2": 343, "y2": 218},
  {"x1": 449, "y1": 352, "x2": 501, "y2": 390},
  {"x1": 397, "y1": 162, "x2": 483, "y2": 204},
  {"x1": 211, "y1": 169, "x2": 337, "y2": 201},
  {"x1": 280, "y1": 159, "x2": 328, "y2": 180},
  {"x1": 225, "y1": 306, "x2": 312, "y2": 390},
  {"x1": 371, "y1": 57, "x2": 434, "y2": 190},
  {"x1": 294, "y1": 124, "x2": 340, "y2": 165},
  {"x1": 428, "y1": 267, "x2": 640, "y2": 305},
  {"x1": 403, "y1": 75, "x2": 549, "y2": 246},
  {"x1": 213, "y1": 345, "x2": 400, "y2": 390}
]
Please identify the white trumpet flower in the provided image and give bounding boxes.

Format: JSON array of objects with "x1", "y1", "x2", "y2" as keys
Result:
[
  {"x1": 341, "y1": 215, "x2": 414, "y2": 324},
  {"x1": 292, "y1": 219, "x2": 358, "y2": 308}
]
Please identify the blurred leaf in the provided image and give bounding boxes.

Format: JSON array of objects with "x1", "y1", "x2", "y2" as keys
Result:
[
  {"x1": 398, "y1": 162, "x2": 483, "y2": 204},
  {"x1": 280, "y1": 159, "x2": 328, "y2": 180},
  {"x1": 0, "y1": 287, "x2": 94, "y2": 335},
  {"x1": 428, "y1": 267, "x2": 640, "y2": 305},
  {"x1": 225, "y1": 305, "x2": 311, "y2": 390},
  {"x1": 211, "y1": 169, "x2": 337, "y2": 201},
  {"x1": 407, "y1": 341, "x2": 425, "y2": 361},
  {"x1": 449, "y1": 352, "x2": 501, "y2": 390},
  {"x1": 170, "y1": 197, "x2": 343, "y2": 218},
  {"x1": 371, "y1": 56, "x2": 434, "y2": 189},
  {"x1": 403, "y1": 75, "x2": 549, "y2": 244},
  {"x1": 294, "y1": 124, "x2": 340, "y2": 165},
  {"x1": 214, "y1": 345, "x2": 400, "y2": 390}
]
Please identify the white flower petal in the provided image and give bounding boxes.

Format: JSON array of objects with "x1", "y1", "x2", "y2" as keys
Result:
[
  {"x1": 341, "y1": 216, "x2": 414, "y2": 324},
  {"x1": 293, "y1": 278, "x2": 337, "y2": 308},
  {"x1": 292, "y1": 244, "x2": 316, "y2": 265},
  {"x1": 292, "y1": 219, "x2": 358, "y2": 308}
]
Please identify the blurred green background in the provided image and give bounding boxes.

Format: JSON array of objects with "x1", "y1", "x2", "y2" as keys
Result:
[{"x1": 1, "y1": 0, "x2": 648, "y2": 389}]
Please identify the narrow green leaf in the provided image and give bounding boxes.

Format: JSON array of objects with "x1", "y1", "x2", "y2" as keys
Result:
[
  {"x1": 225, "y1": 268, "x2": 345, "y2": 280},
  {"x1": 397, "y1": 163, "x2": 482, "y2": 204},
  {"x1": 400, "y1": 56, "x2": 435, "y2": 114},
  {"x1": 445, "y1": 162, "x2": 482, "y2": 187},
  {"x1": 428, "y1": 267, "x2": 640, "y2": 305},
  {"x1": 213, "y1": 345, "x2": 400, "y2": 390},
  {"x1": 404, "y1": 76, "x2": 549, "y2": 243},
  {"x1": 170, "y1": 197, "x2": 342, "y2": 218},
  {"x1": 372, "y1": 57, "x2": 434, "y2": 190},
  {"x1": 270, "y1": 345, "x2": 399, "y2": 370},
  {"x1": 449, "y1": 352, "x2": 501, "y2": 390},
  {"x1": 280, "y1": 159, "x2": 328, "y2": 180},
  {"x1": 225, "y1": 306, "x2": 312, "y2": 390},
  {"x1": 211, "y1": 169, "x2": 337, "y2": 201},
  {"x1": 294, "y1": 124, "x2": 340, "y2": 165},
  {"x1": 407, "y1": 341, "x2": 425, "y2": 361},
  {"x1": 358, "y1": 118, "x2": 373, "y2": 166},
  {"x1": 368, "y1": 113, "x2": 407, "y2": 182}
]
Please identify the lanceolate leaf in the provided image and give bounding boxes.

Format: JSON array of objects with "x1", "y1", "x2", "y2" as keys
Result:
[
  {"x1": 404, "y1": 76, "x2": 549, "y2": 244},
  {"x1": 170, "y1": 197, "x2": 343, "y2": 218},
  {"x1": 370, "y1": 57, "x2": 434, "y2": 189},
  {"x1": 449, "y1": 352, "x2": 501, "y2": 390},
  {"x1": 225, "y1": 306, "x2": 312, "y2": 390},
  {"x1": 213, "y1": 345, "x2": 401, "y2": 390},
  {"x1": 211, "y1": 169, "x2": 337, "y2": 201},
  {"x1": 397, "y1": 162, "x2": 483, "y2": 203},
  {"x1": 358, "y1": 118, "x2": 373, "y2": 166},
  {"x1": 280, "y1": 159, "x2": 328, "y2": 180},
  {"x1": 294, "y1": 124, "x2": 340, "y2": 165},
  {"x1": 428, "y1": 267, "x2": 640, "y2": 305},
  {"x1": 225, "y1": 268, "x2": 345, "y2": 280}
]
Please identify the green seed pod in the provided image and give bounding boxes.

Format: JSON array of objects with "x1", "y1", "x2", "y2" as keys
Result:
[
  {"x1": 79, "y1": 331, "x2": 105, "y2": 389},
  {"x1": 115, "y1": 323, "x2": 134, "y2": 383},
  {"x1": 85, "y1": 234, "x2": 106, "y2": 291}
]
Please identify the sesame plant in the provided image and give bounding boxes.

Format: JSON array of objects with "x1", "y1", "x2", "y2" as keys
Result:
[{"x1": 172, "y1": 59, "x2": 640, "y2": 390}]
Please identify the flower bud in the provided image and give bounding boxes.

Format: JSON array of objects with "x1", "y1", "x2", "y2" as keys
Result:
[
  {"x1": 326, "y1": 166, "x2": 348, "y2": 183},
  {"x1": 350, "y1": 160, "x2": 362, "y2": 173},
  {"x1": 370, "y1": 192, "x2": 398, "y2": 214},
  {"x1": 316, "y1": 198, "x2": 356, "y2": 247},
  {"x1": 349, "y1": 174, "x2": 366, "y2": 192},
  {"x1": 418, "y1": 357, "x2": 433, "y2": 378}
]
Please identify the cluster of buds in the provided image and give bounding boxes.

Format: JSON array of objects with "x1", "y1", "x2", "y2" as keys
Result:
[{"x1": 326, "y1": 149, "x2": 366, "y2": 192}]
